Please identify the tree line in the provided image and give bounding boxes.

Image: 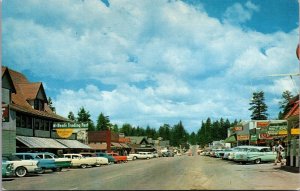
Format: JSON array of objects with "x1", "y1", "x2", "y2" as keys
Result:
[{"x1": 47, "y1": 90, "x2": 295, "y2": 147}]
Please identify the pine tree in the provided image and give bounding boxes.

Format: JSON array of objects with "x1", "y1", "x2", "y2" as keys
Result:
[
  {"x1": 249, "y1": 91, "x2": 268, "y2": 120},
  {"x1": 278, "y1": 90, "x2": 294, "y2": 119},
  {"x1": 67, "y1": 111, "x2": 76, "y2": 121},
  {"x1": 77, "y1": 107, "x2": 94, "y2": 131},
  {"x1": 96, "y1": 113, "x2": 111, "y2": 130},
  {"x1": 48, "y1": 97, "x2": 56, "y2": 113}
]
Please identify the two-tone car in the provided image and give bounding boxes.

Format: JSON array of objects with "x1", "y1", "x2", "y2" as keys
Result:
[
  {"x1": 234, "y1": 146, "x2": 283, "y2": 164},
  {"x1": 80, "y1": 152, "x2": 109, "y2": 166},
  {"x1": 2, "y1": 161, "x2": 14, "y2": 177},
  {"x1": 95, "y1": 152, "x2": 116, "y2": 164},
  {"x1": 63, "y1": 154, "x2": 97, "y2": 168},
  {"x1": 13, "y1": 153, "x2": 57, "y2": 174},
  {"x1": 2, "y1": 155, "x2": 41, "y2": 177},
  {"x1": 35, "y1": 152, "x2": 72, "y2": 171}
]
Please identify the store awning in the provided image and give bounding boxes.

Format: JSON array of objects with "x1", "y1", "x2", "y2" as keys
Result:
[
  {"x1": 56, "y1": 139, "x2": 91, "y2": 149},
  {"x1": 111, "y1": 142, "x2": 123, "y2": 148},
  {"x1": 120, "y1": 143, "x2": 129, "y2": 148},
  {"x1": 88, "y1": 143, "x2": 107, "y2": 150},
  {"x1": 224, "y1": 135, "x2": 236, "y2": 143},
  {"x1": 16, "y1": 136, "x2": 67, "y2": 149}
]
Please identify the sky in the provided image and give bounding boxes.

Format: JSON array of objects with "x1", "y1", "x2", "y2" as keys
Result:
[{"x1": 2, "y1": 0, "x2": 299, "y2": 133}]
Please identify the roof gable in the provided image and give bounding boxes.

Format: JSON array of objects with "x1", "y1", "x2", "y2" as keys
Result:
[
  {"x1": 18, "y1": 82, "x2": 47, "y2": 102},
  {"x1": 2, "y1": 66, "x2": 16, "y2": 93}
]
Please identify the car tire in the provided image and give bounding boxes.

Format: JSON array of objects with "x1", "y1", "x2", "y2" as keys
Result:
[
  {"x1": 15, "y1": 166, "x2": 27, "y2": 177},
  {"x1": 133, "y1": 156, "x2": 137, "y2": 160},
  {"x1": 37, "y1": 168, "x2": 45, "y2": 174},
  {"x1": 254, "y1": 158, "x2": 261, "y2": 164},
  {"x1": 147, "y1": 157, "x2": 150, "y2": 160},
  {"x1": 56, "y1": 167, "x2": 62, "y2": 172},
  {"x1": 80, "y1": 164, "x2": 88, "y2": 168}
]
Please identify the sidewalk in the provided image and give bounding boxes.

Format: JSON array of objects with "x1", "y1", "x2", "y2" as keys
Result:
[{"x1": 280, "y1": 165, "x2": 300, "y2": 173}]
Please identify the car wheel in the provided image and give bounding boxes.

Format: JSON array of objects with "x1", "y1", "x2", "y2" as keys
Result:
[
  {"x1": 56, "y1": 167, "x2": 62, "y2": 172},
  {"x1": 133, "y1": 156, "x2": 137, "y2": 160},
  {"x1": 37, "y1": 168, "x2": 45, "y2": 174},
  {"x1": 80, "y1": 164, "x2": 88, "y2": 168},
  {"x1": 254, "y1": 158, "x2": 261, "y2": 164},
  {"x1": 15, "y1": 166, "x2": 27, "y2": 177}
]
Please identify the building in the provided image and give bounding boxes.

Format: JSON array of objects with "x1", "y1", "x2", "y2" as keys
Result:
[
  {"x1": 127, "y1": 136, "x2": 156, "y2": 153},
  {"x1": 2, "y1": 66, "x2": 90, "y2": 155},
  {"x1": 284, "y1": 95, "x2": 299, "y2": 169},
  {"x1": 88, "y1": 130, "x2": 130, "y2": 155}
]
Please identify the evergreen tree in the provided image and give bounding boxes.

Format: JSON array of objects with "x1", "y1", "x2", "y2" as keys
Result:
[
  {"x1": 48, "y1": 97, "x2": 56, "y2": 113},
  {"x1": 67, "y1": 111, "x2": 76, "y2": 121},
  {"x1": 112, "y1": 124, "x2": 119, "y2": 133},
  {"x1": 249, "y1": 91, "x2": 268, "y2": 120},
  {"x1": 77, "y1": 107, "x2": 94, "y2": 131},
  {"x1": 96, "y1": 112, "x2": 111, "y2": 130},
  {"x1": 189, "y1": 132, "x2": 197, "y2": 145},
  {"x1": 278, "y1": 90, "x2": 294, "y2": 119}
]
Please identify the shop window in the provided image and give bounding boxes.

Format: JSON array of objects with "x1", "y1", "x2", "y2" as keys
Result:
[
  {"x1": 40, "y1": 119, "x2": 44, "y2": 130},
  {"x1": 45, "y1": 121, "x2": 49, "y2": 131},
  {"x1": 34, "y1": 119, "x2": 40, "y2": 130},
  {"x1": 27, "y1": 117, "x2": 32, "y2": 129},
  {"x1": 16, "y1": 113, "x2": 21, "y2": 127},
  {"x1": 21, "y1": 115, "x2": 26, "y2": 128}
]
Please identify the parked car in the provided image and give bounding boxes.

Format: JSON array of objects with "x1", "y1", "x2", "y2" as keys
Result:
[
  {"x1": 152, "y1": 151, "x2": 159, "y2": 158},
  {"x1": 13, "y1": 153, "x2": 57, "y2": 173},
  {"x1": 107, "y1": 152, "x2": 127, "y2": 163},
  {"x1": 80, "y1": 152, "x2": 109, "y2": 166},
  {"x1": 162, "y1": 151, "x2": 175, "y2": 157},
  {"x1": 63, "y1": 154, "x2": 97, "y2": 168},
  {"x1": 2, "y1": 155, "x2": 41, "y2": 177},
  {"x1": 2, "y1": 161, "x2": 14, "y2": 177},
  {"x1": 129, "y1": 152, "x2": 153, "y2": 160},
  {"x1": 227, "y1": 146, "x2": 255, "y2": 160},
  {"x1": 35, "y1": 152, "x2": 72, "y2": 171},
  {"x1": 234, "y1": 146, "x2": 283, "y2": 164},
  {"x1": 95, "y1": 152, "x2": 115, "y2": 164}
]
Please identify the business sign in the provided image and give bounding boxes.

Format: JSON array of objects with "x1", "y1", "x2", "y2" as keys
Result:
[
  {"x1": 250, "y1": 135, "x2": 258, "y2": 141},
  {"x1": 233, "y1": 126, "x2": 243, "y2": 131},
  {"x1": 53, "y1": 122, "x2": 88, "y2": 138},
  {"x1": 2, "y1": 104, "x2": 9, "y2": 122},
  {"x1": 259, "y1": 133, "x2": 273, "y2": 140},
  {"x1": 267, "y1": 122, "x2": 287, "y2": 136},
  {"x1": 256, "y1": 121, "x2": 270, "y2": 128},
  {"x1": 291, "y1": 128, "x2": 300, "y2": 135},
  {"x1": 237, "y1": 135, "x2": 249, "y2": 141},
  {"x1": 56, "y1": 129, "x2": 73, "y2": 138},
  {"x1": 53, "y1": 122, "x2": 88, "y2": 128}
]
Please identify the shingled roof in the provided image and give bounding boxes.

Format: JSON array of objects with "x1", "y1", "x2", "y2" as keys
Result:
[{"x1": 2, "y1": 66, "x2": 68, "y2": 122}]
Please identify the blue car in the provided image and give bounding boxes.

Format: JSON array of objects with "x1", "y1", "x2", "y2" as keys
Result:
[
  {"x1": 13, "y1": 153, "x2": 57, "y2": 173},
  {"x1": 95, "y1": 152, "x2": 115, "y2": 164}
]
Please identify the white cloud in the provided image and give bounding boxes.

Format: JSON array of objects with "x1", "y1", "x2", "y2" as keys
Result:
[
  {"x1": 4, "y1": 0, "x2": 299, "y2": 132},
  {"x1": 223, "y1": 1, "x2": 259, "y2": 25}
]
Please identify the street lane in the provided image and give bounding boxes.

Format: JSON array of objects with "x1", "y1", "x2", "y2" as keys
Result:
[{"x1": 2, "y1": 155, "x2": 300, "y2": 190}]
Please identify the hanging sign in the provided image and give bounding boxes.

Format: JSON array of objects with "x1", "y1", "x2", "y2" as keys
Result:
[
  {"x1": 291, "y1": 128, "x2": 300, "y2": 135},
  {"x1": 56, "y1": 128, "x2": 73, "y2": 138},
  {"x1": 2, "y1": 104, "x2": 9, "y2": 122}
]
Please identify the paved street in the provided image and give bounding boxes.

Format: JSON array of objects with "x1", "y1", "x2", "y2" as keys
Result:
[{"x1": 2, "y1": 155, "x2": 300, "y2": 190}]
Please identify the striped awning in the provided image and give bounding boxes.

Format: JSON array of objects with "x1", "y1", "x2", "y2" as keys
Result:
[
  {"x1": 16, "y1": 136, "x2": 67, "y2": 149},
  {"x1": 224, "y1": 135, "x2": 236, "y2": 143},
  {"x1": 56, "y1": 139, "x2": 91, "y2": 149}
]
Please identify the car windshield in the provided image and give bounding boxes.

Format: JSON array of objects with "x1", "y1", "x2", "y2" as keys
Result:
[{"x1": 3, "y1": 155, "x2": 21, "y2": 161}]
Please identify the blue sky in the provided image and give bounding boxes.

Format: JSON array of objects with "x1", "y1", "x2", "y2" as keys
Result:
[{"x1": 3, "y1": 0, "x2": 299, "y2": 133}]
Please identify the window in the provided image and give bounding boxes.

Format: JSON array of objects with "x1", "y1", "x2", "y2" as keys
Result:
[
  {"x1": 24, "y1": 155, "x2": 34, "y2": 160},
  {"x1": 21, "y1": 115, "x2": 26, "y2": 128},
  {"x1": 44, "y1": 155, "x2": 53, "y2": 159},
  {"x1": 40, "y1": 119, "x2": 44, "y2": 130},
  {"x1": 34, "y1": 119, "x2": 40, "y2": 130},
  {"x1": 16, "y1": 113, "x2": 21, "y2": 127},
  {"x1": 15, "y1": 154, "x2": 23, "y2": 160},
  {"x1": 37, "y1": 155, "x2": 44, "y2": 159},
  {"x1": 27, "y1": 117, "x2": 32, "y2": 129},
  {"x1": 34, "y1": 99, "x2": 44, "y2": 111},
  {"x1": 45, "y1": 121, "x2": 49, "y2": 131}
]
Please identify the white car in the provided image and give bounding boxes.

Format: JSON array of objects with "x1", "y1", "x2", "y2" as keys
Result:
[
  {"x1": 3, "y1": 155, "x2": 41, "y2": 177},
  {"x1": 80, "y1": 153, "x2": 109, "y2": 166},
  {"x1": 63, "y1": 154, "x2": 97, "y2": 168},
  {"x1": 129, "y1": 152, "x2": 153, "y2": 160}
]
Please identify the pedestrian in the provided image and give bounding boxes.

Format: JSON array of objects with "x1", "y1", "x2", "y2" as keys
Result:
[{"x1": 274, "y1": 141, "x2": 284, "y2": 166}]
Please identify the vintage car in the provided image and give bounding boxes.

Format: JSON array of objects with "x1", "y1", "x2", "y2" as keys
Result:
[
  {"x1": 107, "y1": 152, "x2": 127, "y2": 163},
  {"x1": 95, "y1": 152, "x2": 115, "y2": 164},
  {"x1": 234, "y1": 146, "x2": 283, "y2": 164},
  {"x1": 3, "y1": 155, "x2": 41, "y2": 177},
  {"x1": 63, "y1": 154, "x2": 97, "y2": 168},
  {"x1": 129, "y1": 152, "x2": 153, "y2": 160},
  {"x1": 13, "y1": 153, "x2": 57, "y2": 174},
  {"x1": 227, "y1": 146, "x2": 256, "y2": 160},
  {"x1": 2, "y1": 161, "x2": 14, "y2": 177},
  {"x1": 35, "y1": 152, "x2": 72, "y2": 171},
  {"x1": 162, "y1": 151, "x2": 175, "y2": 157},
  {"x1": 80, "y1": 152, "x2": 109, "y2": 166}
]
